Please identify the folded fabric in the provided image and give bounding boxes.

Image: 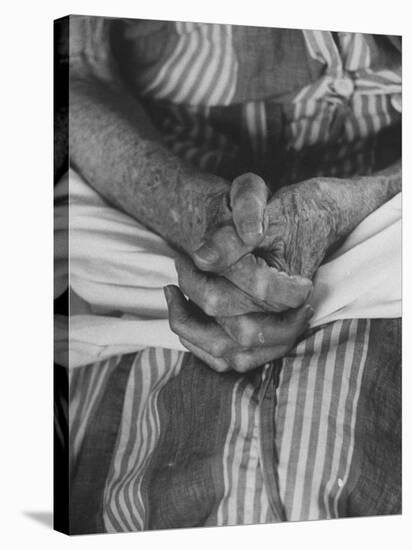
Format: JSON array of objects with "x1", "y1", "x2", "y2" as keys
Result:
[
  {"x1": 309, "y1": 191, "x2": 401, "y2": 325},
  {"x1": 54, "y1": 170, "x2": 401, "y2": 368}
]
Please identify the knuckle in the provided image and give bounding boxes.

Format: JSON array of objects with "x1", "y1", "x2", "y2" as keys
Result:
[
  {"x1": 203, "y1": 291, "x2": 221, "y2": 316},
  {"x1": 233, "y1": 318, "x2": 255, "y2": 347},
  {"x1": 203, "y1": 357, "x2": 218, "y2": 370},
  {"x1": 230, "y1": 354, "x2": 250, "y2": 373},
  {"x1": 209, "y1": 339, "x2": 227, "y2": 358},
  {"x1": 213, "y1": 360, "x2": 230, "y2": 373}
]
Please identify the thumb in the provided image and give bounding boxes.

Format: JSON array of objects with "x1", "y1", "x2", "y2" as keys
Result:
[
  {"x1": 230, "y1": 173, "x2": 269, "y2": 246},
  {"x1": 192, "y1": 223, "x2": 253, "y2": 273},
  {"x1": 192, "y1": 173, "x2": 269, "y2": 273}
]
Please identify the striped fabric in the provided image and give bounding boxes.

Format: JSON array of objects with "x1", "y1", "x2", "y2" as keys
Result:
[
  {"x1": 215, "y1": 377, "x2": 274, "y2": 526},
  {"x1": 102, "y1": 348, "x2": 184, "y2": 532},
  {"x1": 99, "y1": 350, "x2": 276, "y2": 530},
  {"x1": 141, "y1": 22, "x2": 238, "y2": 106},
  {"x1": 156, "y1": 103, "x2": 241, "y2": 176},
  {"x1": 275, "y1": 319, "x2": 370, "y2": 521},
  {"x1": 243, "y1": 101, "x2": 268, "y2": 163},
  {"x1": 69, "y1": 318, "x2": 378, "y2": 531},
  {"x1": 286, "y1": 31, "x2": 402, "y2": 151},
  {"x1": 69, "y1": 355, "x2": 122, "y2": 468},
  {"x1": 136, "y1": 26, "x2": 401, "y2": 181}
]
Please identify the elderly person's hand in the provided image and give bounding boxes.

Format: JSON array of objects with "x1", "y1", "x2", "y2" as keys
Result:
[
  {"x1": 164, "y1": 255, "x2": 314, "y2": 373},
  {"x1": 191, "y1": 173, "x2": 315, "y2": 312},
  {"x1": 165, "y1": 164, "x2": 401, "y2": 373},
  {"x1": 164, "y1": 173, "x2": 321, "y2": 373},
  {"x1": 194, "y1": 166, "x2": 402, "y2": 281},
  {"x1": 194, "y1": 175, "x2": 339, "y2": 281}
]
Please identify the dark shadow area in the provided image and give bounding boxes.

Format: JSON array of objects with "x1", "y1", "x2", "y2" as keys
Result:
[{"x1": 23, "y1": 511, "x2": 53, "y2": 529}]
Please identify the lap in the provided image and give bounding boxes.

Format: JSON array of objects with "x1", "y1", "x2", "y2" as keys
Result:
[{"x1": 67, "y1": 317, "x2": 401, "y2": 533}]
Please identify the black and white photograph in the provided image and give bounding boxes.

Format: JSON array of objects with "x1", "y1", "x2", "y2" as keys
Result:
[{"x1": 53, "y1": 10, "x2": 402, "y2": 537}]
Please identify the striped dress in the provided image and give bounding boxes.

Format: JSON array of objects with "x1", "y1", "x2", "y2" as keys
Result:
[
  {"x1": 117, "y1": 22, "x2": 401, "y2": 184},
  {"x1": 63, "y1": 18, "x2": 402, "y2": 534}
]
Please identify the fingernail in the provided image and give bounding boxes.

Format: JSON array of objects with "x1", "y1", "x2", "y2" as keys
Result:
[{"x1": 193, "y1": 243, "x2": 220, "y2": 265}]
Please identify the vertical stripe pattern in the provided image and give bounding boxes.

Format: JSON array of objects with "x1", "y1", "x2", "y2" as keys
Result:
[
  {"x1": 215, "y1": 377, "x2": 274, "y2": 525},
  {"x1": 101, "y1": 348, "x2": 185, "y2": 532},
  {"x1": 69, "y1": 318, "x2": 374, "y2": 529},
  {"x1": 275, "y1": 319, "x2": 371, "y2": 521},
  {"x1": 243, "y1": 101, "x2": 268, "y2": 162},
  {"x1": 69, "y1": 356, "x2": 121, "y2": 466}
]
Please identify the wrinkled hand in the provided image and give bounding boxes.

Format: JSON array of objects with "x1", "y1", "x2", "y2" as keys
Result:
[
  {"x1": 166, "y1": 170, "x2": 394, "y2": 372},
  {"x1": 193, "y1": 173, "x2": 314, "y2": 311},
  {"x1": 164, "y1": 281, "x2": 313, "y2": 373},
  {"x1": 194, "y1": 175, "x2": 337, "y2": 281},
  {"x1": 164, "y1": 173, "x2": 321, "y2": 372}
]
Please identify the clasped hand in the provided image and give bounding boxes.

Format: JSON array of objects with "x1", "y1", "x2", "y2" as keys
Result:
[{"x1": 164, "y1": 173, "x2": 336, "y2": 372}]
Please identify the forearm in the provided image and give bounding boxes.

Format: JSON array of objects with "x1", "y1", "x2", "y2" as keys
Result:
[
  {"x1": 323, "y1": 160, "x2": 401, "y2": 242},
  {"x1": 69, "y1": 75, "x2": 230, "y2": 252},
  {"x1": 289, "y1": 160, "x2": 402, "y2": 248}
]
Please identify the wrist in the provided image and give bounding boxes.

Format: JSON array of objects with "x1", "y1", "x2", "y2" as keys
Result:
[
  {"x1": 175, "y1": 170, "x2": 231, "y2": 254},
  {"x1": 314, "y1": 165, "x2": 401, "y2": 244}
]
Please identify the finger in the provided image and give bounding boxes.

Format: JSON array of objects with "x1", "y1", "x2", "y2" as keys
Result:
[
  {"x1": 192, "y1": 224, "x2": 252, "y2": 273},
  {"x1": 179, "y1": 337, "x2": 230, "y2": 373},
  {"x1": 183, "y1": 336, "x2": 290, "y2": 374},
  {"x1": 224, "y1": 254, "x2": 313, "y2": 311},
  {"x1": 216, "y1": 304, "x2": 314, "y2": 348},
  {"x1": 164, "y1": 285, "x2": 238, "y2": 358},
  {"x1": 226, "y1": 343, "x2": 294, "y2": 373},
  {"x1": 164, "y1": 287, "x2": 301, "y2": 373},
  {"x1": 230, "y1": 173, "x2": 269, "y2": 246},
  {"x1": 183, "y1": 336, "x2": 292, "y2": 373},
  {"x1": 176, "y1": 254, "x2": 264, "y2": 317}
]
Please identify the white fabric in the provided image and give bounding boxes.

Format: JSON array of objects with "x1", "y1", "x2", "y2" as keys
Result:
[{"x1": 54, "y1": 170, "x2": 401, "y2": 368}]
